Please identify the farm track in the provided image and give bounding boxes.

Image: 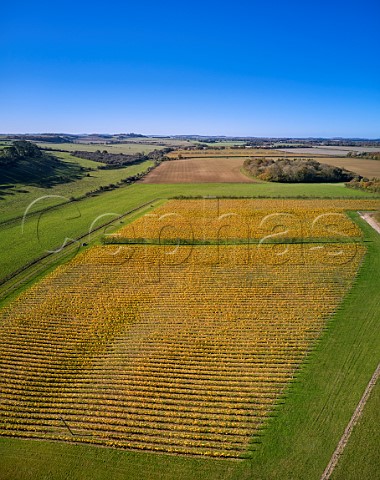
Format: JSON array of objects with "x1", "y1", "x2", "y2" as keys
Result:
[{"x1": 359, "y1": 211, "x2": 380, "y2": 235}]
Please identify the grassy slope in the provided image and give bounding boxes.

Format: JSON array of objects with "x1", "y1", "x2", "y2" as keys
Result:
[
  {"x1": 0, "y1": 155, "x2": 154, "y2": 223},
  {"x1": 0, "y1": 213, "x2": 378, "y2": 479},
  {"x1": 0, "y1": 154, "x2": 85, "y2": 187},
  {"x1": 54, "y1": 151, "x2": 108, "y2": 168}
]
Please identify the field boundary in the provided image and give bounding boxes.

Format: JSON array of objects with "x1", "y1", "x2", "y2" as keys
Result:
[
  {"x1": 104, "y1": 237, "x2": 364, "y2": 246},
  {"x1": 168, "y1": 194, "x2": 380, "y2": 200},
  {"x1": 168, "y1": 154, "x2": 341, "y2": 159},
  {"x1": 320, "y1": 362, "x2": 380, "y2": 480}
]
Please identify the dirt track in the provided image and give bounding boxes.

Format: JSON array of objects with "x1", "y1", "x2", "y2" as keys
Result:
[
  {"x1": 360, "y1": 212, "x2": 380, "y2": 234},
  {"x1": 141, "y1": 157, "x2": 256, "y2": 183}
]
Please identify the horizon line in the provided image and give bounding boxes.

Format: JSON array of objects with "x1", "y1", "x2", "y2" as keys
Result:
[{"x1": 1, "y1": 133, "x2": 380, "y2": 141}]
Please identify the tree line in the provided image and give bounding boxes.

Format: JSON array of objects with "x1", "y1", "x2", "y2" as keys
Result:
[{"x1": 72, "y1": 147, "x2": 173, "y2": 169}]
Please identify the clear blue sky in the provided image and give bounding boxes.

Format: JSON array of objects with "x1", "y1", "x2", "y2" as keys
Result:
[{"x1": 1, "y1": 0, "x2": 379, "y2": 137}]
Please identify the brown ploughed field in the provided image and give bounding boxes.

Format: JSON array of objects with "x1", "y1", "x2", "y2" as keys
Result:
[
  {"x1": 141, "y1": 157, "x2": 257, "y2": 183},
  {"x1": 167, "y1": 148, "x2": 295, "y2": 159},
  {"x1": 314, "y1": 157, "x2": 380, "y2": 179}
]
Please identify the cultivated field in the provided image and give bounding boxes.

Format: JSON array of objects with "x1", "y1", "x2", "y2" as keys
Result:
[
  {"x1": 111, "y1": 198, "x2": 380, "y2": 242},
  {"x1": 0, "y1": 199, "x2": 366, "y2": 458},
  {"x1": 278, "y1": 146, "x2": 380, "y2": 156},
  {"x1": 166, "y1": 148, "x2": 293, "y2": 159},
  {"x1": 151, "y1": 148, "x2": 380, "y2": 184},
  {"x1": 305, "y1": 157, "x2": 380, "y2": 179},
  {"x1": 165, "y1": 147, "x2": 359, "y2": 160},
  {"x1": 0, "y1": 171, "x2": 379, "y2": 479},
  {"x1": 141, "y1": 157, "x2": 255, "y2": 183},
  {"x1": 162, "y1": 148, "x2": 380, "y2": 180},
  {"x1": 0, "y1": 194, "x2": 379, "y2": 479}
]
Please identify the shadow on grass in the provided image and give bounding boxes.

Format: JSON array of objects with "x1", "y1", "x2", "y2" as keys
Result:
[{"x1": 0, "y1": 154, "x2": 88, "y2": 190}]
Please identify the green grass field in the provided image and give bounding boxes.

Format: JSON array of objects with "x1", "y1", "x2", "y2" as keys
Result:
[
  {"x1": 0, "y1": 155, "x2": 154, "y2": 223},
  {"x1": 54, "y1": 151, "x2": 108, "y2": 168},
  {"x1": 332, "y1": 380, "x2": 380, "y2": 479},
  {"x1": 36, "y1": 142, "x2": 165, "y2": 155},
  {"x1": 35, "y1": 137, "x2": 194, "y2": 154},
  {"x1": 0, "y1": 438, "x2": 240, "y2": 480}
]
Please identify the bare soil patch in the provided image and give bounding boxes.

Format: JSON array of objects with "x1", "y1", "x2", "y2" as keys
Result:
[
  {"x1": 278, "y1": 146, "x2": 380, "y2": 156},
  {"x1": 315, "y1": 157, "x2": 380, "y2": 178},
  {"x1": 141, "y1": 157, "x2": 257, "y2": 183},
  {"x1": 167, "y1": 148, "x2": 308, "y2": 159}
]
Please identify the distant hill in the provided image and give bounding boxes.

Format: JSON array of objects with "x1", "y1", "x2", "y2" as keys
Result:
[
  {"x1": 2, "y1": 134, "x2": 77, "y2": 143},
  {"x1": 1, "y1": 133, "x2": 148, "y2": 144},
  {"x1": 0, "y1": 141, "x2": 86, "y2": 187},
  {"x1": 2, "y1": 134, "x2": 380, "y2": 147}
]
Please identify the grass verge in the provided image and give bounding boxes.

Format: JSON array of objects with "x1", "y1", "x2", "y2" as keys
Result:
[{"x1": 332, "y1": 379, "x2": 380, "y2": 479}]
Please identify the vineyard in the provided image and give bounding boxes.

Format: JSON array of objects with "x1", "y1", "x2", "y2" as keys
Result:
[
  {"x1": 0, "y1": 198, "x2": 367, "y2": 458},
  {"x1": 110, "y1": 199, "x2": 380, "y2": 242}
]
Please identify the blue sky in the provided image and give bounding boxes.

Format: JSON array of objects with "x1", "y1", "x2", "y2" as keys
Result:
[{"x1": 1, "y1": 0, "x2": 380, "y2": 137}]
